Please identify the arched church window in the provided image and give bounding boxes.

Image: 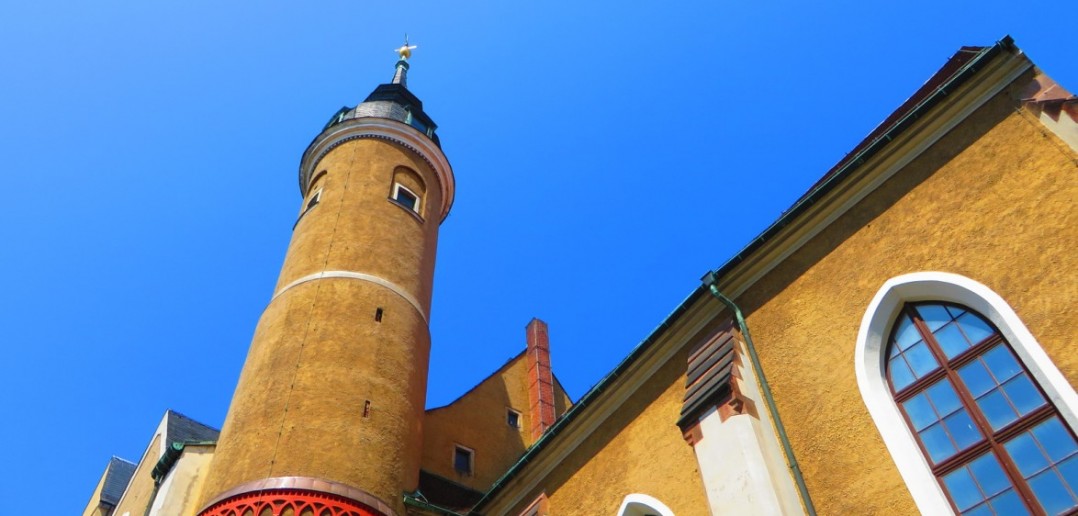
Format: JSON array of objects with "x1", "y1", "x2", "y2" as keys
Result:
[
  {"x1": 616, "y1": 494, "x2": 674, "y2": 516},
  {"x1": 888, "y1": 302, "x2": 1078, "y2": 515}
]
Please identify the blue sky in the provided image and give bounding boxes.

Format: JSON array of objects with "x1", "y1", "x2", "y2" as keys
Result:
[{"x1": 0, "y1": 1, "x2": 1074, "y2": 511}]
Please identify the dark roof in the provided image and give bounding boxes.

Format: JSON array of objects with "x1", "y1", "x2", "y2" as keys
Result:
[
  {"x1": 322, "y1": 61, "x2": 441, "y2": 147},
  {"x1": 796, "y1": 45, "x2": 988, "y2": 205},
  {"x1": 100, "y1": 456, "x2": 137, "y2": 506},
  {"x1": 165, "y1": 409, "x2": 219, "y2": 445},
  {"x1": 418, "y1": 470, "x2": 484, "y2": 511}
]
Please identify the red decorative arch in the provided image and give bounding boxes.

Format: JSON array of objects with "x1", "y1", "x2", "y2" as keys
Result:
[{"x1": 199, "y1": 489, "x2": 384, "y2": 516}]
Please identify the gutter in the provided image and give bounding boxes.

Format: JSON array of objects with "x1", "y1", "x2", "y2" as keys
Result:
[
  {"x1": 468, "y1": 37, "x2": 1014, "y2": 513},
  {"x1": 702, "y1": 272, "x2": 816, "y2": 515},
  {"x1": 706, "y1": 38, "x2": 1011, "y2": 285}
]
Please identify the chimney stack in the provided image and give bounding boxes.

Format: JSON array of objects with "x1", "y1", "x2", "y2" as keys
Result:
[{"x1": 526, "y1": 318, "x2": 557, "y2": 441}]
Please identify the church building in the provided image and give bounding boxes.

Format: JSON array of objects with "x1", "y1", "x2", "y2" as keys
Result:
[{"x1": 83, "y1": 36, "x2": 1077, "y2": 516}]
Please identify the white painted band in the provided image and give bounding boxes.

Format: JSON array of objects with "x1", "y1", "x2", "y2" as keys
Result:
[{"x1": 273, "y1": 270, "x2": 427, "y2": 322}]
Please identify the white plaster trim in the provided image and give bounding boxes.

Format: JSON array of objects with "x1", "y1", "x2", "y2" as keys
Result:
[
  {"x1": 273, "y1": 270, "x2": 427, "y2": 322},
  {"x1": 855, "y1": 271, "x2": 1078, "y2": 514},
  {"x1": 617, "y1": 493, "x2": 675, "y2": 516}
]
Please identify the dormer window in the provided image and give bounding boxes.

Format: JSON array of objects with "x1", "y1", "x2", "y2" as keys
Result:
[{"x1": 392, "y1": 183, "x2": 421, "y2": 214}]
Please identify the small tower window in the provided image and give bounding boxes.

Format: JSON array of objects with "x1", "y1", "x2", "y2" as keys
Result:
[
  {"x1": 507, "y1": 409, "x2": 521, "y2": 429},
  {"x1": 391, "y1": 183, "x2": 421, "y2": 214},
  {"x1": 453, "y1": 445, "x2": 474, "y2": 476},
  {"x1": 305, "y1": 190, "x2": 322, "y2": 211}
]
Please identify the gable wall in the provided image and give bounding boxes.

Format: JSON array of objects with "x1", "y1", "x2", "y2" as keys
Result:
[
  {"x1": 736, "y1": 75, "x2": 1078, "y2": 514},
  {"x1": 421, "y1": 353, "x2": 571, "y2": 491}
]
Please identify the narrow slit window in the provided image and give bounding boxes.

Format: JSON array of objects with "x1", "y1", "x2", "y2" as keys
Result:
[
  {"x1": 453, "y1": 445, "x2": 473, "y2": 476},
  {"x1": 392, "y1": 183, "x2": 421, "y2": 214},
  {"x1": 375, "y1": 308, "x2": 383, "y2": 322}
]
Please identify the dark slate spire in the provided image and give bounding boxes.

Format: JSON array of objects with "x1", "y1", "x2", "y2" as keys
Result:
[{"x1": 319, "y1": 37, "x2": 439, "y2": 146}]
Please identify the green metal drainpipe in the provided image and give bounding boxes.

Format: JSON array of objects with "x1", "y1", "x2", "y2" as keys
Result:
[{"x1": 702, "y1": 271, "x2": 817, "y2": 516}]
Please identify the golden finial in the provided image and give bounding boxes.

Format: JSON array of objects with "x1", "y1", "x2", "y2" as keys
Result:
[{"x1": 394, "y1": 34, "x2": 417, "y2": 61}]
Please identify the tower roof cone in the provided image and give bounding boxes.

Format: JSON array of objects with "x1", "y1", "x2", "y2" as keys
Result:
[{"x1": 318, "y1": 36, "x2": 439, "y2": 146}]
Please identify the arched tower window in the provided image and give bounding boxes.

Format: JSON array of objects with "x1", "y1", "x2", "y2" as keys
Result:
[{"x1": 888, "y1": 302, "x2": 1078, "y2": 514}]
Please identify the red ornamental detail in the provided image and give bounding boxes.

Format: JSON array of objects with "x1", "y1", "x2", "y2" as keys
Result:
[{"x1": 199, "y1": 489, "x2": 384, "y2": 516}]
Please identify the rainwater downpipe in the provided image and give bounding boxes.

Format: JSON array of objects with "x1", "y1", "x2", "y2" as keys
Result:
[{"x1": 702, "y1": 271, "x2": 817, "y2": 516}]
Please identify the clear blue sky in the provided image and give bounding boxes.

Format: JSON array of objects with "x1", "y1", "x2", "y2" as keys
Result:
[{"x1": 0, "y1": 1, "x2": 1074, "y2": 511}]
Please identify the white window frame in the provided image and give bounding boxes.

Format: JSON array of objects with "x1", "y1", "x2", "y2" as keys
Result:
[
  {"x1": 391, "y1": 182, "x2": 421, "y2": 214},
  {"x1": 616, "y1": 494, "x2": 675, "y2": 516},
  {"x1": 855, "y1": 271, "x2": 1078, "y2": 514}
]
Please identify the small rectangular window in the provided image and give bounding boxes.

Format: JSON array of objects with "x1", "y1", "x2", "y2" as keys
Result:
[
  {"x1": 392, "y1": 183, "x2": 420, "y2": 214},
  {"x1": 453, "y1": 445, "x2": 473, "y2": 476},
  {"x1": 507, "y1": 409, "x2": 521, "y2": 428}
]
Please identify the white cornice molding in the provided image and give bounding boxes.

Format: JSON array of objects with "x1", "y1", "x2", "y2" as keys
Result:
[{"x1": 299, "y1": 118, "x2": 455, "y2": 222}]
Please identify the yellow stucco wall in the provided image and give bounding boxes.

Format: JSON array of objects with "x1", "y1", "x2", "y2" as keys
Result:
[
  {"x1": 81, "y1": 467, "x2": 109, "y2": 516},
  {"x1": 202, "y1": 136, "x2": 447, "y2": 516},
  {"x1": 421, "y1": 352, "x2": 572, "y2": 492},
  {"x1": 736, "y1": 85, "x2": 1078, "y2": 514},
  {"x1": 112, "y1": 434, "x2": 162, "y2": 516},
  {"x1": 503, "y1": 346, "x2": 711, "y2": 515}
]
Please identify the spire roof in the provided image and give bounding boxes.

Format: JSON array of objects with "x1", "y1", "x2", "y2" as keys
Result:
[{"x1": 318, "y1": 38, "x2": 439, "y2": 146}]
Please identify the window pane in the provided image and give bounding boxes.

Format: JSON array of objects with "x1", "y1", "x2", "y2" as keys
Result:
[
  {"x1": 958, "y1": 359, "x2": 996, "y2": 397},
  {"x1": 1058, "y1": 456, "x2": 1078, "y2": 493},
  {"x1": 944, "y1": 410, "x2": 981, "y2": 451},
  {"x1": 987, "y1": 490, "x2": 1030, "y2": 516},
  {"x1": 964, "y1": 504, "x2": 993, "y2": 516},
  {"x1": 1006, "y1": 432, "x2": 1051, "y2": 477},
  {"x1": 982, "y1": 345, "x2": 1021, "y2": 382},
  {"x1": 956, "y1": 312, "x2": 994, "y2": 345},
  {"x1": 1028, "y1": 469, "x2": 1076, "y2": 515},
  {"x1": 1002, "y1": 375, "x2": 1046, "y2": 416},
  {"x1": 969, "y1": 452, "x2": 1011, "y2": 498},
  {"x1": 902, "y1": 394, "x2": 936, "y2": 431},
  {"x1": 894, "y1": 317, "x2": 921, "y2": 350},
  {"x1": 945, "y1": 305, "x2": 967, "y2": 319},
  {"x1": 927, "y1": 380, "x2": 962, "y2": 416},
  {"x1": 396, "y1": 189, "x2": 418, "y2": 210},
  {"x1": 922, "y1": 422, "x2": 957, "y2": 463},
  {"x1": 1033, "y1": 418, "x2": 1078, "y2": 463},
  {"x1": 977, "y1": 389, "x2": 1018, "y2": 430},
  {"x1": 906, "y1": 342, "x2": 939, "y2": 378},
  {"x1": 934, "y1": 323, "x2": 971, "y2": 358},
  {"x1": 918, "y1": 304, "x2": 953, "y2": 332},
  {"x1": 890, "y1": 359, "x2": 915, "y2": 391},
  {"x1": 943, "y1": 467, "x2": 981, "y2": 511}
]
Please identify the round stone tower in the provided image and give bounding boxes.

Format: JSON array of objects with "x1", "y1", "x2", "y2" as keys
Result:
[{"x1": 198, "y1": 48, "x2": 454, "y2": 516}]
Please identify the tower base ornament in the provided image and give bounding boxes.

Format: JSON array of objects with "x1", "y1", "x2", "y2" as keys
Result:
[{"x1": 199, "y1": 489, "x2": 384, "y2": 516}]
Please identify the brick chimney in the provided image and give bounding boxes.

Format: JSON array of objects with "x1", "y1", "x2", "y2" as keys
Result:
[{"x1": 526, "y1": 318, "x2": 556, "y2": 441}]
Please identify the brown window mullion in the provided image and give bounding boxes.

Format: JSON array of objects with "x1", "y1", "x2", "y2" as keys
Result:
[{"x1": 911, "y1": 307, "x2": 1042, "y2": 515}]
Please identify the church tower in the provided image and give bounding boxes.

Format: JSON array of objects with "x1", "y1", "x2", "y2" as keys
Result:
[{"x1": 198, "y1": 43, "x2": 454, "y2": 516}]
